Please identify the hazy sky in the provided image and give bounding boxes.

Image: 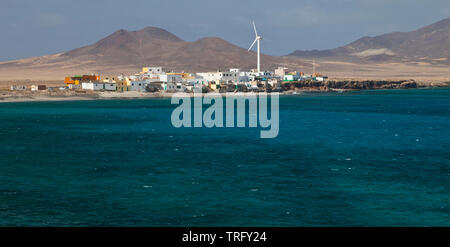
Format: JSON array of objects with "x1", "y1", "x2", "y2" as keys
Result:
[{"x1": 1, "y1": 0, "x2": 449, "y2": 61}]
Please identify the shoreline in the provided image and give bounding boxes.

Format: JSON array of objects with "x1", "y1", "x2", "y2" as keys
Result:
[
  {"x1": 1, "y1": 79, "x2": 449, "y2": 103},
  {"x1": 0, "y1": 86, "x2": 448, "y2": 103}
]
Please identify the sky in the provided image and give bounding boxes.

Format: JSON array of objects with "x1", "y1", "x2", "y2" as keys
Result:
[{"x1": 1, "y1": 0, "x2": 450, "y2": 61}]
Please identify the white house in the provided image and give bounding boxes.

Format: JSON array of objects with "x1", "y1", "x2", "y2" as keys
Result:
[
  {"x1": 197, "y1": 70, "x2": 250, "y2": 85},
  {"x1": 163, "y1": 82, "x2": 185, "y2": 91},
  {"x1": 130, "y1": 81, "x2": 149, "y2": 92},
  {"x1": 196, "y1": 72, "x2": 224, "y2": 83},
  {"x1": 10, "y1": 85, "x2": 26, "y2": 91},
  {"x1": 238, "y1": 73, "x2": 250, "y2": 84},
  {"x1": 186, "y1": 77, "x2": 207, "y2": 87},
  {"x1": 159, "y1": 74, "x2": 182, "y2": 91},
  {"x1": 221, "y1": 71, "x2": 238, "y2": 84},
  {"x1": 283, "y1": 74, "x2": 300, "y2": 82},
  {"x1": 160, "y1": 74, "x2": 182, "y2": 84},
  {"x1": 275, "y1": 67, "x2": 288, "y2": 77},
  {"x1": 314, "y1": 77, "x2": 325, "y2": 82},
  {"x1": 82, "y1": 82, "x2": 116, "y2": 91},
  {"x1": 68, "y1": 84, "x2": 81, "y2": 90}
]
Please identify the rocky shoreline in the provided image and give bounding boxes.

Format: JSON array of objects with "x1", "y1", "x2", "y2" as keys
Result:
[
  {"x1": 280, "y1": 79, "x2": 450, "y2": 92},
  {"x1": 0, "y1": 80, "x2": 448, "y2": 103}
]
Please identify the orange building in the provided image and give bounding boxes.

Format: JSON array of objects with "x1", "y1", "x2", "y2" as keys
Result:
[{"x1": 65, "y1": 75, "x2": 100, "y2": 85}]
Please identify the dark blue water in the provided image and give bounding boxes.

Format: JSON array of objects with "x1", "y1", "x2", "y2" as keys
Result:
[{"x1": 0, "y1": 88, "x2": 449, "y2": 226}]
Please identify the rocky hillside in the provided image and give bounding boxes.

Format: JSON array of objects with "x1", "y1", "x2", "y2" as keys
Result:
[{"x1": 289, "y1": 17, "x2": 450, "y2": 64}]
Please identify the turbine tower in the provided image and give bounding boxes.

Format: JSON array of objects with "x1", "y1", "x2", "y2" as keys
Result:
[{"x1": 248, "y1": 21, "x2": 262, "y2": 73}]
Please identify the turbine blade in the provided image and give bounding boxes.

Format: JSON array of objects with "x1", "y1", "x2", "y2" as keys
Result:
[
  {"x1": 248, "y1": 38, "x2": 257, "y2": 51},
  {"x1": 253, "y1": 21, "x2": 258, "y2": 36}
]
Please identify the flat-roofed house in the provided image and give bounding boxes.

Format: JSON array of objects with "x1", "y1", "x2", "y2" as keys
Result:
[{"x1": 82, "y1": 82, "x2": 116, "y2": 91}]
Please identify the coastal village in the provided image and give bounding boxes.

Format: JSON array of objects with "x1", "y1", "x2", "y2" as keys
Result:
[
  {"x1": 64, "y1": 66, "x2": 328, "y2": 93},
  {"x1": 6, "y1": 65, "x2": 422, "y2": 98},
  {"x1": 8, "y1": 66, "x2": 331, "y2": 95}
]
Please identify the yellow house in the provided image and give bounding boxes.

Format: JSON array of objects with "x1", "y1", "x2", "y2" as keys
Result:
[{"x1": 116, "y1": 80, "x2": 130, "y2": 92}]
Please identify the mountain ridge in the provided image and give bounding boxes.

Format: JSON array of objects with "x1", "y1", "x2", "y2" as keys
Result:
[
  {"x1": 0, "y1": 26, "x2": 305, "y2": 75},
  {"x1": 1, "y1": 18, "x2": 450, "y2": 81},
  {"x1": 289, "y1": 17, "x2": 450, "y2": 64}
]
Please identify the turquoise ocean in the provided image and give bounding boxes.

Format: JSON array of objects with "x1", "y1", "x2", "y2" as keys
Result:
[{"x1": 0, "y1": 88, "x2": 449, "y2": 226}]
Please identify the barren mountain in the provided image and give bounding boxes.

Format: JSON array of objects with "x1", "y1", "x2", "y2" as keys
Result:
[
  {"x1": 289, "y1": 17, "x2": 450, "y2": 64},
  {"x1": 0, "y1": 27, "x2": 305, "y2": 80},
  {"x1": 1, "y1": 20, "x2": 449, "y2": 82}
]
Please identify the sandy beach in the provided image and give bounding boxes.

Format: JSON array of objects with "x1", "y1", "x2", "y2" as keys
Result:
[
  {"x1": 0, "y1": 91, "x2": 285, "y2": 103},
  {"x1": 0, "y1": 91, "x2": 172, "y2": 103}
]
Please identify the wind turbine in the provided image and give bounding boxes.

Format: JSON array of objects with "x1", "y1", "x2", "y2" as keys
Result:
[{"x1": 248, "y1": 21, "x2": 262, "y2": 74}]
